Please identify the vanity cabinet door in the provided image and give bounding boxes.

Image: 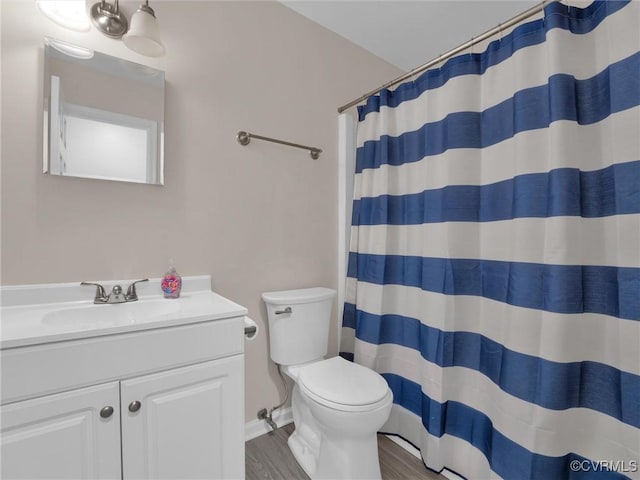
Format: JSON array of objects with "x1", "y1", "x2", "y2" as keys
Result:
[
  {"x1": 120, "y1": 355, "x2": 244, "y2": 479},
  {"x1": 0, "y1": 382, "x2": 121, "y2": 480}
]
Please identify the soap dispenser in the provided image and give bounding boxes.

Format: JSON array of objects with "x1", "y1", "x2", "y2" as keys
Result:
[{"x1": 161, "y1": 262, "x2": 182, "y2": 299}]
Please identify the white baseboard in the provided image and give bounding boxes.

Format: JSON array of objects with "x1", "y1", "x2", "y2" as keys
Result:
[{"x1": 245, "y1": 407, "x2": 293, "y2": 442}]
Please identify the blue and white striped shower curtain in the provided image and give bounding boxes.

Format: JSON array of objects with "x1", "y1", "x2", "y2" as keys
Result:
[{"x1": 340, "y1": 1, "x2": 640, "y2": 479}]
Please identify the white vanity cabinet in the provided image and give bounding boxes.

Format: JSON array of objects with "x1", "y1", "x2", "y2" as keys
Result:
[
  {"x1": 121, "y1": 356, "x2": 244, "y2": 479},
  {"x1": 0, "y1": 278, "x2": 247, "y2": 480},
  {"x1": 1, "y1": 356, "x2": 243, "y2": 480},
  {"x1": 1, "y1": 382, "x2": 122, "y2": 479}
]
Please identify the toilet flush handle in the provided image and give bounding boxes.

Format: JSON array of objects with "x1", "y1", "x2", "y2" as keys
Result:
[{"x1": 275, "y1": 306, "x2": 292, "y2": 315}]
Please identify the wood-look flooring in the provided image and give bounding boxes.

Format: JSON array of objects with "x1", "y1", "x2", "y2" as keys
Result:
[{"x1": 246, "y1": 423, "x2": 443, "y2": 480}]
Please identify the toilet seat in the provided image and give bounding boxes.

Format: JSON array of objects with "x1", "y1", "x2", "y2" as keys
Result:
[{"x1": 298, "y1": 356, "x2": 391, "y2": 412}]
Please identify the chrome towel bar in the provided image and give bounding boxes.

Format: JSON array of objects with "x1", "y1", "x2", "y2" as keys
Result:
[{"x1": 237, "y1": 131, "x2": 322, "y2": 159}]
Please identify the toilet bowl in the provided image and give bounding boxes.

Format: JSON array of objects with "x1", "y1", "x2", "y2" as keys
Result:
[
  {"x1": 286, "y1": 356, "x2": 393, "y2": 479},
  {"x1": 262, "y1": 288, "x2": 393, "y2": 480}
]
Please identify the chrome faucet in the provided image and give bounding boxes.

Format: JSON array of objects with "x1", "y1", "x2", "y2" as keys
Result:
[{"x1": 81, "y1": 279, "x2": 149, "y2": 304}]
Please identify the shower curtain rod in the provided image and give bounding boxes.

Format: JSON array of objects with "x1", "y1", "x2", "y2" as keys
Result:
[{"x1": 337, "y1": 0, "x2": 557, "y2": 114}]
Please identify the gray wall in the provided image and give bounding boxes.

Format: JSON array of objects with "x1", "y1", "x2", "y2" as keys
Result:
[{"x1": 0, "y1": 1, "x2": 401, "y2": 423}]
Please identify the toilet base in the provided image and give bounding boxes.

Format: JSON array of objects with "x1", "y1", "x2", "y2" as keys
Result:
[
  {"x1": 288, "y1": 426, "x2": 383, "y2": 480},
  {"x1": 287, "y1": 385, "x2": 321, "y2": 478},
  {"x1": 288, "y1": 429, "x2": 317, "y2": 478},
  {"x1": 286, "y1": 384, "x2": 392, "y2": 480},
  {"x1": 315, "y1": 432, "x2": 383, "y2": 480}
]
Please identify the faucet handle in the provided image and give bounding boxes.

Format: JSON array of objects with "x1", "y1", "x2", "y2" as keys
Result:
[
  {"x1": 125, "y1": 278, "x2": 149, "y2": 301},
  {"x1": 81, "y1": 282, "x2": 107, "y2": 303}
]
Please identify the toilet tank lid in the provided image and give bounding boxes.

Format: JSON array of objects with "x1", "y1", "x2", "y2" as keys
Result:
[{"x1": 262, "y1": 287, "x2": 336, "y2": 305}]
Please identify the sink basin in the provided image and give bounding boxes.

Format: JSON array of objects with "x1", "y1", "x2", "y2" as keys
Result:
[{"x1": 41, "y1": 300, "x2": 181, "y2": 329}]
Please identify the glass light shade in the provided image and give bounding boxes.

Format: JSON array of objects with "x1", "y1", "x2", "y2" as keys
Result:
[
  {"x1": 37, "y1": 0, "x2": 91, "y2": 31},
  {"x1": 122, "y1": 9, "x2": 165, "y2": 57}
]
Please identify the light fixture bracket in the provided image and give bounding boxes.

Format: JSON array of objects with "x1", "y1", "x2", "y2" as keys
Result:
[
  {"x1": 138, "y1": 2, "x2": 156, "y2": 19},
  {"x1": 90, "y1": 0, "x2": 128, "y2": 38}
]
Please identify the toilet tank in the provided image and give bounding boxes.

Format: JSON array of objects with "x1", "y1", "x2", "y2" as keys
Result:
[{"x1": 262, "y1": 287, "x2": 336, "y2": 366}]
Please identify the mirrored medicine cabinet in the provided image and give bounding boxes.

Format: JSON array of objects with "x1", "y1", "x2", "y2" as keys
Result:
[{"x1": 42, "y1": 38, "x2": 165, "y2": 185}]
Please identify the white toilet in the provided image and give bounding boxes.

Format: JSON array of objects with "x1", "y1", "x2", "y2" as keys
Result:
[{"x1": 262, "y1": 287, "x2": 393, "y2": 480}]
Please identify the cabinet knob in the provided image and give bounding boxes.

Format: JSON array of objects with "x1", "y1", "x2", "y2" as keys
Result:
[
  {"x1": 100, "y1": 406, "x2": 114, "y2": 418},
  {"x1": 128, "y1": 400, "x2": 142, "y2": 413}
]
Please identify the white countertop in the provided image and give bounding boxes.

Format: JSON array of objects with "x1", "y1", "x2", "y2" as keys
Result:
[{"x1": 0, "y1": 276, "x2": 247, "y2": 349}]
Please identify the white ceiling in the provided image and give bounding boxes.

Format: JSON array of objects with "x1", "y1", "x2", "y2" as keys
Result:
[{"x1": 281, "y1": 1, "x2": 538, "y2": 71}]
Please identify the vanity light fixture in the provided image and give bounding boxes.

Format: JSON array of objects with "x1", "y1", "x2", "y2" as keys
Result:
[
  {"x1": 90, "y1": 0, "x2": 165, "y2": 57},
  {"x1": 37, "y1": 0, "x2": 165, "y2": 57},
  {"x1": 36, "y1": 0, "x2": 91, "y2": 32},
  {"x1": 122, "y1": 0, "x2": 165, "y2": 57},
  {"x1": 89, "y1": 0, "x2": 128, "y2": 38}
]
